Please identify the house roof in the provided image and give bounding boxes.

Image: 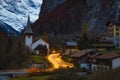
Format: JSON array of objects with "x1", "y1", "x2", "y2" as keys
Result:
[
  {"x1": 106, "y1": 21, "x2": 120, "y2": 27},
  {"x1": 93, "y1": 53, "x2": 120, "y2": 59},
  {"x1": 89, "y1": 53, "x2": 102, "y2": 58},
  {"x1": 32, "y1": 39, "x2": 49, "y2": 51},
  {"x1": 66, "y1": 41, "x2": 77, "y2": 46},
  {"x1": 71, "y1": 49, "x2": 93, "y2": 58},
  {"x1": 24, "y1": 16, "x2": 33, "y2": 34}
]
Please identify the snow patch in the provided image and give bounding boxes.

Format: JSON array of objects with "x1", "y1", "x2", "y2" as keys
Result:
[{"x1": 0, "y1": 0, "x2": 43, "y2": 31}]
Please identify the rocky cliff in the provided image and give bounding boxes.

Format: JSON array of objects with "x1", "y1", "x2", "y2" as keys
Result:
[
  {"x1": 39, "y1": 0, "x2": 65, "y2": 17},
  {"x1": 32, "y1": 0, "x2": 120, "y2": 37}
]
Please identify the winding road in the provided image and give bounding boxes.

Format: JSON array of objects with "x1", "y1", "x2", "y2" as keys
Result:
[{"x1": 47, "y1": 53, "x2": 73, "y2": 69}]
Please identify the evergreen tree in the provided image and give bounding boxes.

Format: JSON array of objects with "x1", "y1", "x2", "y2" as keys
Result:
[
  {"x1": 77, "y1": 20, "x2": 98, "y2": 49},
  {"x1": 42, "y1": 32, "x2": 49, "y2": 42},
  {"x1": 77, "y1": 20, "x2": 89, "y2": 49},
  {"x1": 0, "y1": 36, "x2": 31, "y2": 69},
  {"x1": 80, "y1": 20, "x2": 88, "y2": 36}
]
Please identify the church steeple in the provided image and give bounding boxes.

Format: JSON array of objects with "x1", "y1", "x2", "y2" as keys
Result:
[
  {"x1": 24, "y1": 15, "x2": 33, "y2": 35},
  {"x1": 24, "y1": 15, "x2": 33, "y2": 48}
]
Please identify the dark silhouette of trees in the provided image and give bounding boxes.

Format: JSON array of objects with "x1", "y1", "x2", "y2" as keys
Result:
[
  {"x1": 0, "y1": 36, "x2": 31, "y2": 69},
  {"x1": 77, "y1": 21, "x2": 98, "y2": 50}
]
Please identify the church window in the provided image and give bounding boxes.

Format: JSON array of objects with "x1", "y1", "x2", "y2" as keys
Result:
[{"x1": 27, "y1": 35, "x2": 31, "y2": 38}]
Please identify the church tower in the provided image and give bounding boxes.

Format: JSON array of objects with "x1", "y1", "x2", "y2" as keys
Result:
[{"x1": 24, "y1": 16, "x2": 33, "y2": 48}]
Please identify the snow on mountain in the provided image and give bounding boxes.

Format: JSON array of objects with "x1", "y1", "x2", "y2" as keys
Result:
[{"x1": 0, "y1": 0, "x2": 42, "y2": 31}]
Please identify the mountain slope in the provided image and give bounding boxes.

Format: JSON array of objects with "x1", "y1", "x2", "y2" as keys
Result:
[
  {"x1": 32, "y1": 0, "x2": 87, "y2": 35},
  {"x1": 0, "y1": 21, "x2": 19, "y2": 36},
  {"x1": 0, "y1": 0, "x2": 42, "y2": 31},
  {"x1": 32, "y1": 0, "x2": 120, "y2": 37},
  {"x1": 39, "y1": 0, "x2": 65, "y2": 17}
]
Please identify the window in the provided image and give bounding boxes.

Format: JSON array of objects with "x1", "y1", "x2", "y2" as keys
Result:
[
  {"x1": 116, "y1": 32, "x2": 119, "y2": 36},
  {"x1": 116, "y1": 27, "x2": 119, "y2": 31},
  {"x1": 116, "y1": 44, "x2": 119, "y2": 47},
  {"x1": 93, "y1": 59, "x2": 96, "y2": 62}
]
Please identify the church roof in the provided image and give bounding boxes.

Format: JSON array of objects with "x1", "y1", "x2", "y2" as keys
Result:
[{"x1": 24, "y1": 16, "x2": 33, "y2": 34}]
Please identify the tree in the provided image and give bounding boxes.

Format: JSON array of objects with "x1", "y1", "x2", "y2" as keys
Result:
[
  {"x1": 77, "y1": 20, "x2": 99, "y2": 49},
  {"x1": 0, "y1": 36, "x2": 32, "y2": 69},
  {"x1": 77, "y1": 21, "x2": 89, "y2": 49},
  {"x1": 80, "y1": 20, "x2": 88, "y2": 36},
  {"x1": 77, "y1": 32, "x2": 89, "y2": 49},
  {"x1": 42, "y1": 32, "x2": 49, "y2": 42}
]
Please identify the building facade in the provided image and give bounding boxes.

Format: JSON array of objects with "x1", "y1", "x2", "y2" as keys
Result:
[
  {"x1": 107, "y1": 21, "x2": 120, "y2": 48},
  {"x1": 89, "y1": 53, "x2": 120, "y2": 71},
  {"x1": 62, "y1": 40, "x2": 79, "y2": 55}
]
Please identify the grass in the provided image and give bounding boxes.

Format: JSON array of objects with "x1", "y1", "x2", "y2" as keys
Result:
[
  {"x1": 10, "y1": 75, "x2": 51, "y2": 80},
  {"x1": 61, "y1": 55, "x2": 73, "y2": 63},
  {"x1": 88, "y1": 67, "x2": 120, "y2": 80},
  {"x1": 31, "y1": 55, "x2": 52, "y2": 68},
  {"x1": 10, "y1": 67, "x2": 120, "y2": 80},
  {"x1": 32, "y1": 55, "x2": 45, "y2": 63}
]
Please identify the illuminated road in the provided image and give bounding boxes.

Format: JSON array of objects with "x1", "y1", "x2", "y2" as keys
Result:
[{"x1": 47, "y1": 53, "x2": 73, "y2": 69}]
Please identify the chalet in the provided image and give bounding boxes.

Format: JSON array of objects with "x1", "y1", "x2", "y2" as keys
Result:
[
  {"x1": 23, "y1": 16, "x2": 50, "y2": 54},
  {"x1": 92, "y1": 38, "x2": 115, "y2": 50},
  {"x1": 71, "y1": 49, "x2": 96, "y2": 69},
  {"x1": 62, "y1": 40, "x2": 79, "y2": 55},
  {"x1": 89, "y1": 53, "x2": 120, "y2": 71},
  {"x1": 106, "y1": 21, "x2": 120, "y2": 48}
]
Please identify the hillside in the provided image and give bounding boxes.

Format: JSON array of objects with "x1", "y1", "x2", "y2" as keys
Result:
[
  {"x1": 0, "y1": 21, "x2": 19, "y2": 36},
  {"x1": 32, "y1": 0, "x2": 120, "y2": 38}
]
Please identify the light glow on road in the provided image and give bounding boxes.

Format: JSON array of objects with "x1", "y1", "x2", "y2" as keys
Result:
[{"x1": 47, "y1": 53, "x2": 74, "y2": 69}]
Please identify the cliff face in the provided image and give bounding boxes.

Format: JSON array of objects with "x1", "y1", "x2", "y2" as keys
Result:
[
  {"x1": 32, "y1": 0, "x2": 120, "y2": 37},
  {"x1": 39, "y1": 0, "x2": 65, "y2": 17}
]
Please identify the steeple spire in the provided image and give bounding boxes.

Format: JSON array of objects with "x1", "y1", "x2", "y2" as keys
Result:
[{"x1": 24, "y1": 15, "x2": 33, "y2": 34}]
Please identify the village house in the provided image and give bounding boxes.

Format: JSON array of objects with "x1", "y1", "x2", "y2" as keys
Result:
[
  {"x1": 92, "y1": 36, "x2": 115, "y2": 50},
  {"x1": 62, "y1": 40, "x2": 79, "y2": 55},
  {"x1": 70, "y1": 49, "x2": 96, "y2": 69},
  {"x1": 106, "y1": 21, "x2": 120, "y2": 48},
  {"x1": 23, "y1": 16, "x2": 50, "y2": 54},
  {"x1": 89, "y1": 52, "x2": 120, "y2": 71}
]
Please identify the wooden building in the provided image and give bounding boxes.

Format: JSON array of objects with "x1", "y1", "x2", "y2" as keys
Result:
[
  {"x1": 106, "y1": 21, "x2": 120, "y2": 48},
  {"x1": 71, "y1": 49, "x2": 96, "y2": 69},
  {"x1": 89, "y1": 53, "x2": 120, "y2": 71}
]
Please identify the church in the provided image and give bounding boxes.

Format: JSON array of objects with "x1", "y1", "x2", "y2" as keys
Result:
[{"x1": 23, "y1": 16, "x2": 50, "y2": 54}]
